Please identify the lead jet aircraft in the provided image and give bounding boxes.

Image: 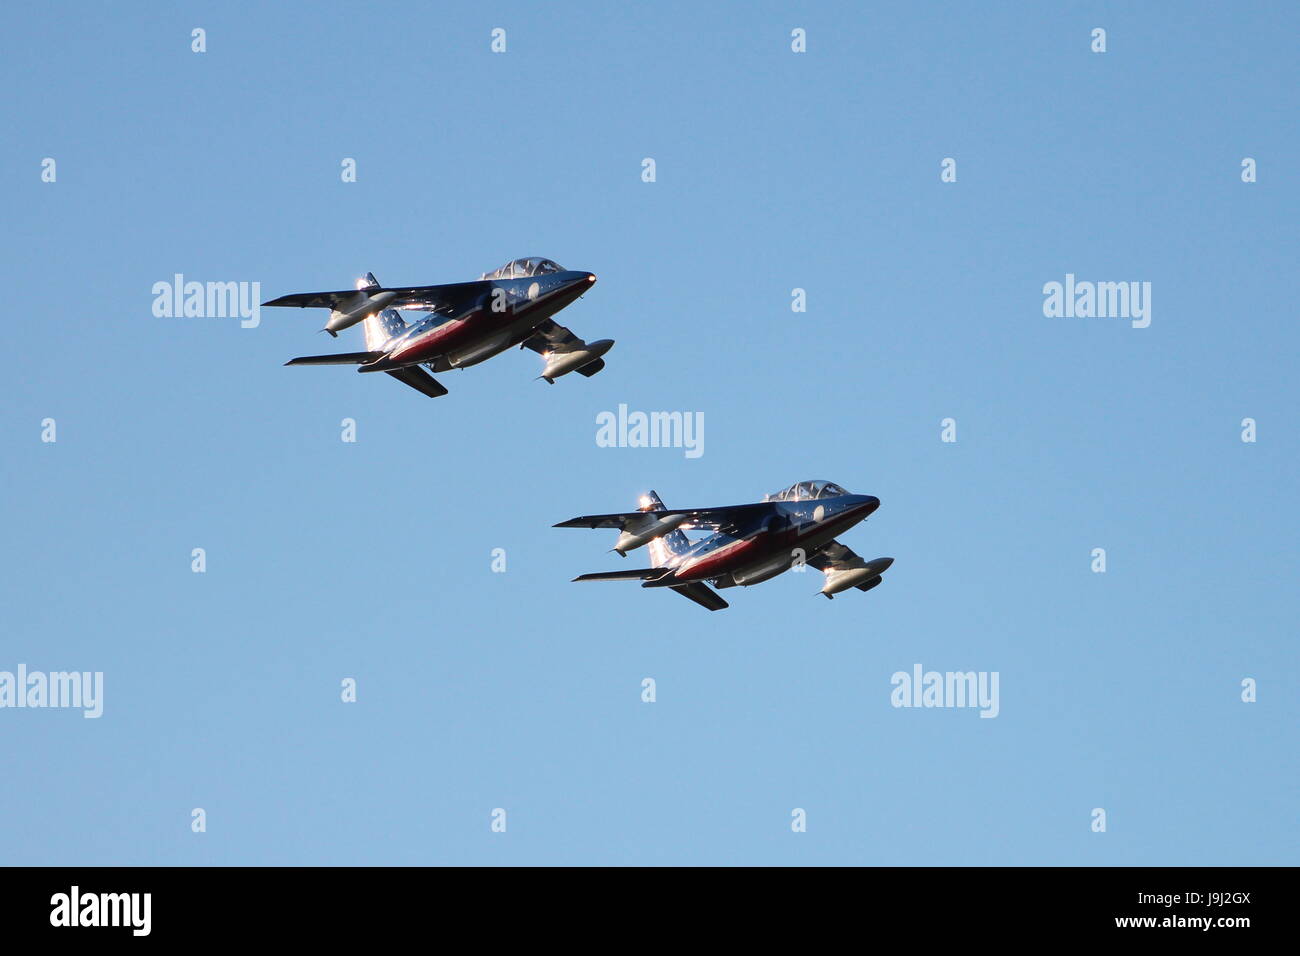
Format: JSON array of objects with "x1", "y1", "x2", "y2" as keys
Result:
[
  {"x1": 555, "y1": 481, "x2": 893, "y2": 611},
  {"x1": 263, "y1": 257, "x2": 612, "y2": 398}
]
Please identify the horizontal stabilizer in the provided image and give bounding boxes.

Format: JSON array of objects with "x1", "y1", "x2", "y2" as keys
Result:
[
  {"x1": 384, "y1": 366, "x2": 449, "y2": 398},
  {"x1": 573, "y1": 568, "x2": 669, "y2": 583},
  {"x1": 670, "y1": 582, "x2": 729, "y2": 611},
  {"x1": 285, "y1": 351, "x2": 384, "y2": 366},
  {"x1": 575, "y1": 358, "x2": 606, "y2": 378}
]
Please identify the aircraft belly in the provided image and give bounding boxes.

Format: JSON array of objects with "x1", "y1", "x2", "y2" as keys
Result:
[
  {"x1": 727, "y1": 554, "x2": 794, "y2": 587},
  {"x1": 446, "y1": 332, "x2": 513, "y2": 368},
  {"x1": 450, "y1": 305, "x2": 546, "y2": 367}
]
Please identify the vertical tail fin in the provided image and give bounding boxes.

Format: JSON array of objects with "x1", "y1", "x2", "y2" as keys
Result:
[
  {"x1": 642, "y1": 490, "x2": 692, "y2": 567},
  {"x1": 357, "y1": 272, "x2": 408, "y2": 351}
]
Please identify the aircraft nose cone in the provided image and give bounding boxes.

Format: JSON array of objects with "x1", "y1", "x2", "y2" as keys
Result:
[
  {"x1": 559, "y1": 271, "x2": 596, "y2": 298},
  {"x1": 853, "y1": 495, "x2": 880, "y2": 516}
]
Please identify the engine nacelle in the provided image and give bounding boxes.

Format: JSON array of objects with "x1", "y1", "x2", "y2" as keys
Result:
[
  {"x1": 613, "y1": 513, "x2": 688, "y2": 556},
  {"x1": 325, "y1": 290, "x2": 398, "y2": 334},
  {"x1": 540, "y1": 339, "x2": 614, "y2": 382}
]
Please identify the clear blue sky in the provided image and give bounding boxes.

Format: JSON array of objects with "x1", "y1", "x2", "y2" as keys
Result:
[{"x1": 2, "y1": 1, "x2": 1295, "y2": 865}]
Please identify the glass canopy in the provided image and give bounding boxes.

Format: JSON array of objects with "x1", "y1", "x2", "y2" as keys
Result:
[
  {"x1": 480, "y1": 257, "x2": 564, "y2": 280},
  {"x1": 764, "y1": 480, "x2": 850, "y2": 502}
]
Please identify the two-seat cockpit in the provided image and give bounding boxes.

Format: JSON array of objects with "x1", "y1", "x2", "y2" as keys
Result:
[
  {"x1": 763, "y1": 479, "x2": 851, "y2": 502},
  {"x1": 480, "y1": 257, "x2": 565, "y2": 280}
]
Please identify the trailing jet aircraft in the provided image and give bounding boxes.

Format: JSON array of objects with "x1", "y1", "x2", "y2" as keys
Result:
[
  {"x1": 555, "y1": 481, "x2": 893, "y2": 611},
  {"x1": 263, "y1": 257, "x2": 612, "y2": 398}
]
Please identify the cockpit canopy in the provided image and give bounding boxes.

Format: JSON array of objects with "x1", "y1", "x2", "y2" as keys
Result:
[
  {"x1": 763, "y1": 479, "x2": 850, "y2": 502},
  {"x1": 480, "y1": 257, "x2": 564, "y2": 280}
]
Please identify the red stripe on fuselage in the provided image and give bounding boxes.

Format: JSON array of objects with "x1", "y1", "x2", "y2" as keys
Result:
[
  {"x1": 674, "y1": 533, "x2": 767, "y2": 581},
  {"x1": 387, "y1": 311, "x2": 485, "y2": 364}
]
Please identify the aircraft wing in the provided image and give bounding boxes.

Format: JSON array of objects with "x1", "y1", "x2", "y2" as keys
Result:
[
  {"x1": 520, "y1": 319, "x2": 583, "y2": 354},
  {"x1": 573, "y1": 568, "x2": 670, "y2": 582},
  {"x1": 555, "y1": 502, "x2": 769, "y2": 533},
  {"x1": 263, "y1": 280, "x2": 488, "y2": 314},
  {"x1": 806, "y1": 540, "x2": 870, "y2": 572},
  {"x1": 284, "y1": 351, "x2": 385, "y2": 366}
]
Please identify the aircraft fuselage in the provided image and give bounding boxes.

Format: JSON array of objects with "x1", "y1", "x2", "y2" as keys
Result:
[
  {"x1": 375, "y1": 270, "x2": 595, "y2": 372},
  {"x1": 648, "y1": 494, "x2": 880, "y2": 588}
]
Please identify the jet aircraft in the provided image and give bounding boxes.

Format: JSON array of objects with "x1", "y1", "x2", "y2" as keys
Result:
[
  {"x1": 263, "y1": 258, "x2": 612, "y2": 398},
  {"x1": 555, "y1": 481, "x2": 893, "y2": 610}
]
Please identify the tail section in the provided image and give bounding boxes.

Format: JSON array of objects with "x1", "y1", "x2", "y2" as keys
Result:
[
  {"x1": 562, "y1": 491, "x2": 728, "y2": 611},
  {"x1": 280, "y1": 272, "x2": 448, "y2": 399},
  {"x1": 641, "y1": 490, "x2": 692, "y2": 567},
  {"x1": 357, "y1": 272, "x2": 408, "y2": 351}
]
